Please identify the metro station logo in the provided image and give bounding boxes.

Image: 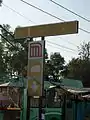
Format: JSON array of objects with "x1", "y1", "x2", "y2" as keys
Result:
[{"x1": 29, "y1": 43, "x2": 42, "y2": 58}]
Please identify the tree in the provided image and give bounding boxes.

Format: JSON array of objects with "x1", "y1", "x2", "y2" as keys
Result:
[
  {"x1": 0, "y1": 42, "x2": 6, "y2": 74},
  {"x1": 0, "y1": 24, "x2": 27, "y2": 77},
  {"x1": 66, "y1": 58, "x2": 82, "y2": 79},
  {"x1": 0, "y1": 0, "x2": 2, "y2": 6},
  {"x1": 63, "y1": 42, "x2": 90, "y2": 87},
  {"x1": 0, "y1": 24, "x2": 65, "y2": 82},
  {"x1": 66, "y1": 58, "x2": 90, "y2": 87},
  {"x1": 44, "y1": 48, "x2": 48, "y2": 59},
  {"x1": 45, "y1": 52, "x2": 65, "y2": 81},
  {"x1": 0, "y1": 24, "x2": 49, "y2": 78},
  {"x1": 78, "y1": 42, "x2": 90, "y2": 60},
  {"x1": 77, "y1": 42, "x2": 90, "y2": 86}
]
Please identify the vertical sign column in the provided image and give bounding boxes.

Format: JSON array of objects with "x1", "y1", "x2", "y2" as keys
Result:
[{"x1": 27, "y1": 41, "x2": 45, "y2": 96}]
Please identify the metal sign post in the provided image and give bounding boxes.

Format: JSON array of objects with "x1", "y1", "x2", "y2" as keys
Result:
[
  {"x1": 27, "y1": 40, "x2": 45, "y2": 97},
  {"x1": 27, "y1": 39, "x2": 45, "y2": 120}
]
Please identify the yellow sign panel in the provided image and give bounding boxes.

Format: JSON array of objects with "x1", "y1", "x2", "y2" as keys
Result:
[
  {"x1": 27, "y1": 41, "x2": 44, "y2": 96},
  {"x1": 14, "y1": 21, "x2": 78, "y2": 39},
  {"x1": 28, "y1": 60, "x2": 43, "y2": 96}
]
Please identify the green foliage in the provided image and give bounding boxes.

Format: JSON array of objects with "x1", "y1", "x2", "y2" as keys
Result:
[
  {"x1": 0, "y1": 24, "x2": 27, "y2": 77},
  {"x1": 44, "y1": 48, "x2": 48, "y2": 59},
  {"x1": 0, "y1": 0, "x2": 2, "y2": 6},
  {"x1": 0, "y1": 42, "x2": 6, "y2": 74},
  {"x1": 64, "y1": 42, "x2": 90, "y2": 87},
  {"x1": 45, "y1": 52, "x2": 65, "y2": 81},
  {"x1": 78, "y1": 42, "x2": 90, "y2": 60},
  {"x1": 1, "y1": 24, "x2": 90, "y2": 87},
  {"x1": 0, "y1": 24, "x2": 49, "y2": 79},
  {"x1": 0, "y1": 24, "x2": 66, "y2": 82}
]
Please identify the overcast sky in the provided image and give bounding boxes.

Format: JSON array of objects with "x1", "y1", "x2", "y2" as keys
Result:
[{"x1": 0, "y1": 0, "x2": 90, "y2": 63}]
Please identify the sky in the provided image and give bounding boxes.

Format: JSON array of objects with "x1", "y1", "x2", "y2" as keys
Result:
[{"x1": 0, "y1": 0, "x2": 90, "y2": 63}]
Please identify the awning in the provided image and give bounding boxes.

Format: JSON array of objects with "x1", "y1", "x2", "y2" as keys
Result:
[{"x1": 62, "y1": 86, "x2": 89, "y2": 94}]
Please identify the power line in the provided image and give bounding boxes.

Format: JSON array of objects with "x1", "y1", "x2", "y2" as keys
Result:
[
  {"x1": 1, "y1": 1, "x2": 87, "y2": 52},
  {"x1": 20, "y1": 0, "x2": 90, "y2": 34},
  {"x1": 0, "y1": 25, "x2": 14, "y2": 38},
  {"x1": 47, "y1": 43, "x2": 77, "y2": 54},
  {"x1": 79, "y1": 28, "x2": 90, "y2": 34},
  {"x1": 0, "y1": 2, "x2": 78, "y2": 60},
  {"x1": 47, "y1": 40, "x2": 77, "y2": 53},
  {"x1": 21, "y1": 0, "x2": 64, "y2": 22},
  {"x1": 2, "y1": 3, "x2": 35, "y2": 24},
  {"x1": 1, "y1": 3, "x2": 77, "y2": 51},
  {"x1": 2, "y1": 1, "x2": 90, "y2": 44},
  {"x1": 55, "y1": 37, "x2": 77, "y2": 47},
  {"x1": 0, "y1": 34, "x2": 16, "y2": 48},
  {"x1": 49, "y1": 0, "x2": 90, "y2": 23}
]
